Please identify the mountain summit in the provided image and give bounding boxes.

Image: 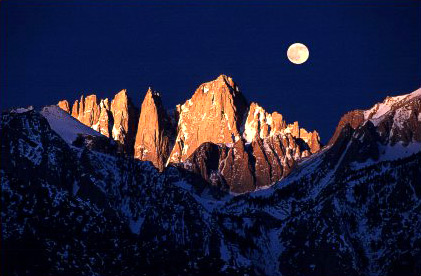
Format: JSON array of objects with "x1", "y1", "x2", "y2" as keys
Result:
[
  {"x1": 56, "y1": 75, "x2": 321, "y2": 192},
  {"x1": 168, "y1": 74, "x2": 248, "y2": 163}
]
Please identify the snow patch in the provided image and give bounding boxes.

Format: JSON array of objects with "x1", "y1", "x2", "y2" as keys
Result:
[
  {"x1": 351, "y1": 142, "x2": 421, "y2": 169},
  {"x1": 364, "y1": 87, "x2": 421, "y2": 125},
  {"x1": 392, "y1": 108, "x2": 412, "y2": 129},
  {"x1": 11, "y1": 106, "x2": 34, "y2": 114},
  {"x1": 41, "y1": 106, "x2": 102, "y2": 144}
]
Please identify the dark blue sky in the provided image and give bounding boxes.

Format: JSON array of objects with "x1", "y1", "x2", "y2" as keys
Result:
[{"x1": 1, "y1": 0, "x2": 420, "y2": 142}]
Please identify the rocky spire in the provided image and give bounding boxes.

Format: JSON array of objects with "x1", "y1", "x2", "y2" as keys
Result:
[
  {"x1": 93, "y1": 98, "x2": 112, "y2": 137},
  {"x1": 71, "y1": 100, "x2": 79, "y2": 118},
  {"x1": 80, "y1": 95, "x2": 100, "y2": 127},
  {"x1": 243, "y1": 102, "x2": 287, "y2": 142},
  {"x1": 110, "y1": 89, "x2": 138, "y2": 154},
  {"x1": 68, "y1": 94, "x2": 101, "y2": 127},
  {"x1": 134, "y1": 88, "x2": 175, "y2": 171}
]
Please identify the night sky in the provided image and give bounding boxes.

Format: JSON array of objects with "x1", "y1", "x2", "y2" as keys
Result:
[{"x1": 1, "y1": 0, "x2": 420, "y2": 143}]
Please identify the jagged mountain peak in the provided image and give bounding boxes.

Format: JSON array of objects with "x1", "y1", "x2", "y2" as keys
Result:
[
  {"x1": 364, "y1": 87, "x2": 421, "y2": 122},
  {"x1": 134, "y1": 88, "x2": 175, "y2": 171},
  {"x1": 329, "y1": 87, "x2": 421, "y2": 147},
  {"x1": 196, "y1": 74, "x2": 243, "y2": 100},
  {"x1": 243, "y1": 102, "x2": 320, "y2": 153},
  {"x1": 115, "y1": 88, "x2": 128, "y2": 97},
  {"x1": 55, "y1": 75, "x2": 321, "y2": 191},
  {"x1": 99, "y1": 98, "x2": 110, "y2": 109},
  {"x1": 144, "y1": 87, "x2": 163, "y2": 104},
  {"x1": 168, "y1": 75, "x2": 249, "y2": 164},
  {"x1": 243, "y1": 102, "x2": 286, "y2": 142},
  {"x1": 215, "y1": 73, "x2": 235, "y2": 86}
]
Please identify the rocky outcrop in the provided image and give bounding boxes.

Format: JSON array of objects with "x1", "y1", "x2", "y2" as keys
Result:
[
  {"x1": 110, "y1": 90, "x2": 138, "y2": 154},
  {"x1": 221, "y1": 139, "x2": 255, "y2": 193},
  {"x1": 329, "y1": 88, "x2": 421, "y2": 147},
  {"x1": 368, "y1": 90, "x2": 421, "y2": 146},
  {"x1": 328, "y1": 110, "x2": 365, "y2": 146},
  {"x1": 243, "y1": 103, "x2": 321, "y2": 152},
  {"x1": 57, "y1": 75, "x2": 322, "y2": 191},
  {"x1": 59, "y1": 90, "x2": 138, "y2": 155},
  {"x1": 58, "y1": 100, "x2": 70, "y2": 113},
  {"x1": 169, "y1": 74, "x2": 322, "y2": 192},
  {"x1": 168, "y1": 75, "x2": 248, "y2": 163},
  {"x1": 70, "y1": 94, "x2": 101, "y2": 128},
  {"x1": 299, "y1": 128, "x2": 321, "y2": 153},
  {"x1": 251, "y1": 133, "x2": 301, "y2": 188},
  {"x1": 94, "y1": 99, "x2": 112, "y2": 137},
  {"x1": 243, "y1": 102, "x2": 286, "y2": 142},
  {"x1": 71, "y1": 99, "x2": 79, "y2": 118},
  {"x1": 134, "y1": 88, "x2": 175, "y2": 171},
  {"x1": 178, "y1": 131, "x2": 306, "y2": 193}
]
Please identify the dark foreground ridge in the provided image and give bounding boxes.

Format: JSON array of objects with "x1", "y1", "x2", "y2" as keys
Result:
[{"x1": 1, "y1": 87, "x2": 421, "y2": 275}]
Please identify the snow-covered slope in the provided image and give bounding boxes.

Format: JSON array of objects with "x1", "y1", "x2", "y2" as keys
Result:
[
  {"x1": 330, "y1": 87, "x2": 421, "y2": 147},
  {"x1": 364, "y1": 88, "x2": 421, "y2": 124},
  {"x1": 41, "y1": 105, "x2": 102, "y2": 144}
]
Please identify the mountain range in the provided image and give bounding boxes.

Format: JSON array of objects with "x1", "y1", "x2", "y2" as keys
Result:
[
  {"x1": 1, "y1": 75, "x2": 420, "y2": 276},
  {"x1": 56, "y1": 75, "x2": 321, "y2": 193}
]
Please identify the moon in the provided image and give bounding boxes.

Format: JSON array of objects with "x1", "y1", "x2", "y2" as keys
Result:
[{"x1": 287, "y1": 43, "x2": 309, "y2": 64}]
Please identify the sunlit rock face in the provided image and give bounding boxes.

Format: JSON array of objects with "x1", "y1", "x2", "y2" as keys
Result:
[
  {"x1": 110, "y1": 89, "x2": 139, "y2": 154},
  {"x1": 59, "y1": 90, "x2": 138, "y2": 155},
  {"x1": 134, "y1": 88, "x2": 175, "y2": 171},
  {"x1": 299, "y1": 128, "x2": 321, "y2": 154},
  {"x1": 96, "y1": 99, "x2": 112, "y2": 137},
  {"x1": 172, "y1": 76, "x2": 321, "y2": 192},
  {"x1": 78, "y1": 95, "x2": 101, "y2": 127},
  {"x1": 328, "y1": 110, "x2": 365, "y2": 146},
  {"x1": 57, "y1": 100, "x2": 70, "y2": 113},
  {"x1": 168, "y1": 74, "x2": 248, "y2": 163},
  {"x1": 243, "y1": 102, "x2": 286, "y2": 142},
  {"x1": 71, "y1": 99, "x2": 79, "y2": 118},
  {"x1": 68, "y1": 94, "x2": 99, "y2": 127},
  {"x1": 57, "y1": 74, "x2": 322, "y2": 192}
]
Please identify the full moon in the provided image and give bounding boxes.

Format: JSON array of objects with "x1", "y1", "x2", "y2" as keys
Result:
[{"x1": 287, "y1": 43, "x2": 309, "y2": 64}]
